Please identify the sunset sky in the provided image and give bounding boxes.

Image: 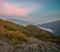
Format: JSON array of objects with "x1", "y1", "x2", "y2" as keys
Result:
[{"x1": 0, "y1": 0, "x2": 60, "y2": 24}]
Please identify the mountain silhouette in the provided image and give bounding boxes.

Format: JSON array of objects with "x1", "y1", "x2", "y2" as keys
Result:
[{"x1": 36, "y1": 20, "x2": 60, "y2": 35}]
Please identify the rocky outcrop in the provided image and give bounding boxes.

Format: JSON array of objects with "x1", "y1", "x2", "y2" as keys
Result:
[{"x1": 0, "y1": 38, "x2": 60, "y2": 52}]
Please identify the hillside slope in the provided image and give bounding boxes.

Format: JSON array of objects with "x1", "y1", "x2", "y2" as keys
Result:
[{"x1": 0, "y1": 19, "x2": 60, "y2": 52}]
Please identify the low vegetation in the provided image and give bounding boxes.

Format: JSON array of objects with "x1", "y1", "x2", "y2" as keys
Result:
[{"x1": 0, "y1": 19, "x2": 60, "y2": 44}]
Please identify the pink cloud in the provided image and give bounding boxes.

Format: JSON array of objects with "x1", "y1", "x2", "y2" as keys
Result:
[{"x1": 0, "y1": 1, "x2": 29, "y2": 16}]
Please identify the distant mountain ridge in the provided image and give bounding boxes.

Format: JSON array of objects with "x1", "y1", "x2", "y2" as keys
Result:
[
  {"x1": 36, "y1": 20, "x2": 60, "y2": 35},
  {"x1": 6, "y1": 18, "x2": 31, "y2": 25}
]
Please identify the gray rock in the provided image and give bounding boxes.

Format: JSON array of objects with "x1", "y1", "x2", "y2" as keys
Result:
[{"x1": 0, "y1": 38, "x2": 60, "y2": 52}]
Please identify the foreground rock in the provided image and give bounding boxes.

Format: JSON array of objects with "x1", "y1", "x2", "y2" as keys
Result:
[{"x1": 0, "y1": 37, "x2": 60, "y2": 52}]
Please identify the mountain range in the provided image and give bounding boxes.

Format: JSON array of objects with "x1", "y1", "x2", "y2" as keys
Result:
[
  {"x1": 36, "y1": 20, "x2": 60, "y2": 35},
  {"x1": 0, "y1": 19, "x2": 60, "y2": 52},
  {"x1": 4, "y1": 18, "x2": 60, "y2": 35},
  {"x1": 3, "y1": 18, "x2": 60, "y2": 35}
]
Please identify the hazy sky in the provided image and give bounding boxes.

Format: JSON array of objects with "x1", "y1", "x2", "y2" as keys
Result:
[{"x1": 0, "y1": 0, "x2": 60, "y2": 24}]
